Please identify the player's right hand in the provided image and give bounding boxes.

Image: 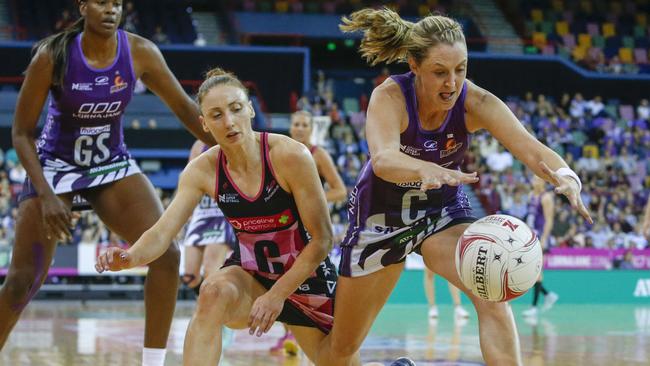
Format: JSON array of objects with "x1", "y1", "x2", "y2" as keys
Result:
[
  {"x1": 41, "y1": 192, "x2": 74, "y2": 242},
  {"x1": 419, "y1": 164, "x2": 479, "y2": 191},
  {"x1": 95, "y1": 247, "x2": 134, "y2": 273}
]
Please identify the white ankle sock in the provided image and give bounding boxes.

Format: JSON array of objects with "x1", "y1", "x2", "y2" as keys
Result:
[{"x1": 142, "y1": 347, "x2": 167, "y2": 366}]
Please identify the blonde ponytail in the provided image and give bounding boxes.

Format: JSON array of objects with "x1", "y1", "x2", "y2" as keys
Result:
[
  {"x1": 340, "y1": 7, "x2": 414, "y2": 65},
  {"x1": 341, "y1": 7, "x2": 466, "y2": 65}
]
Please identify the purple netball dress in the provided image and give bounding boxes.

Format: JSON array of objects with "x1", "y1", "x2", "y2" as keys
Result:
[
  {"x1": 183, "y1": 145, "x2": 235, "y2": 248},
  {"x1": 183, "y1": 195, "x2": 236, "y2": 247},
  {"x1": 19, "y1": 30, "x2": 140, "y2": 201},
  {"x1": 525, "y1": 193, "x2": 547, "y2": 237},
  {"x1": 339, "y1": 72, "x2": 476, "y2": 277}
]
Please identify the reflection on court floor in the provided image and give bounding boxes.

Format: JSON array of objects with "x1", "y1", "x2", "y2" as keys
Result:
[{"x1": 1, "y1": 301, "x2": 649, "y2": 365}]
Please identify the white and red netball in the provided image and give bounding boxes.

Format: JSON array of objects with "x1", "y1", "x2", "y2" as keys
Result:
[{"x1": 455, "y1": 214, "x2": 543, "y2": 302}]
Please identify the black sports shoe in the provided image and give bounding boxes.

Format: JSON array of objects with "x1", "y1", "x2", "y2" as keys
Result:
[{"x1": 390, "y1": 357, "x2": 416, "y2": 366}]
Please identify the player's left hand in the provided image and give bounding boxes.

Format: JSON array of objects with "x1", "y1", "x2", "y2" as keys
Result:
[
  {"x1": 248, "y1": 291, "x2": 285, "y2": 337},
  {"x1": 95, "y1": 247, "x2": 134, "y2": 273},
  {"x1": 539, "y1": 162, "x2": 593, "y2": 224}
]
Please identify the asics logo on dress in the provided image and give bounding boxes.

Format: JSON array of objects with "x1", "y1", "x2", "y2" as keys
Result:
[
  {"x1": 423, "y1": 140, "x2": 438, "y2": 151},
  {"x1": 95, "y1": 76, "x2": 109, "y2": 85}
]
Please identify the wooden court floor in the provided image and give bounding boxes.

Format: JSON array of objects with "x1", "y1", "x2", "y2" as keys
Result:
[{"x1": 1, "y1": 301, "x2": 648, "y2": 365}]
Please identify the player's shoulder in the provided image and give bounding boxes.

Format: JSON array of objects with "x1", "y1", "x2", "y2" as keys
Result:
[
  {"x1": 185, "y1": 145, "x2": 220, "y2": 178},
  {"x1": 372, "y1": 76, "x2": 404, "y2": 103},
  {"x1": 268, "y1": 132, "x2": 307, "y2": 153},
  {"x1": 126, "y1": 31, "x2": 159, "y2": 57},
  {"x1": 464, "y1": 79, "x2": 497, "y2": 112},
  {"x1": 267, "y1": 133, "x2": 311, "y2": 166},
  {"x1": 29, "y1": 42, "x2": 55, "y2": 69}
]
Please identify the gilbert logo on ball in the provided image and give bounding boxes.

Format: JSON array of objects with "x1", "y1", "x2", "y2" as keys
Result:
[{"x1": 455, "y1": 215, "x2": 542, "y2": 302}]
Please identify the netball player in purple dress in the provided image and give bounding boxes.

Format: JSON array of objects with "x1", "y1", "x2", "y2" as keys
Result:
[
  {"x1": 522, "y1": 175, "x2": 559, "y2": 317},
  {"x1": 96, "y1": 68, "x2": 356, "y2": 366},
  {"x1": 0, "y1": 1, "x2": 213, "y2": 365},
  {"x1": 181, "y1": 140, "x2": 235, "y2": 294},
  {"x1": 312, "y1": 8, "x2": 592, "y2": 366},
  {"x1": 290, "y1": 110, "x2": 347, "y2": 203}
]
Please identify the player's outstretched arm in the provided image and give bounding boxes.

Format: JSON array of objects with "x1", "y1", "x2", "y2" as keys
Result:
[
  {"x1": 95, "y1": 155, "x2": 210, "y2": 272},
  {"x1": 465, "y1": 81, "x2": 592, "y2": 224}
]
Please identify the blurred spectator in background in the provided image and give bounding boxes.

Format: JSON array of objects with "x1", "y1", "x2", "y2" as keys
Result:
[
  {"x1": 152, "y1": 25, "x2": 170, "y2": 45},
  {"x1": 373, "y1": 67, "x2": 390, "y2": 87},
  {"x1": 123, "y1": 1, "x2": 140, "y2": 33},
  {"x1": 54, "y1": 9, "x2": 75, "y2": 32},
  {"x1": 643, "y1": 196, "x2": 650, "y2": 239}
]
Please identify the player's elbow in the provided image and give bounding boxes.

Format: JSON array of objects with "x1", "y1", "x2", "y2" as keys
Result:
[
  {"x1": 370, "y1": 150, "x2": 391, "y2": 180},
  {"x1": 11, "y1": 123, "x2": 32, "y2": 142},
  {"x1": 311, "y1": 231, "x2": 333, "y2": 260}
]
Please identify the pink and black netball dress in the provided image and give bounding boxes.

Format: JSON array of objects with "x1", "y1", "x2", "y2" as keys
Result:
[{"x1": 219, "y1": 133, "x2": 337, "y2": 333}]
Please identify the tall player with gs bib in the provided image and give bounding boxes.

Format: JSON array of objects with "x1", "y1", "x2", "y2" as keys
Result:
[{"x1": 0, "y1": 2, "x2": 213, "y2": 366}]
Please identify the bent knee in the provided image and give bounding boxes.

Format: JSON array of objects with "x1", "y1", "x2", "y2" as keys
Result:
[
  {"x1": 196, "y1": 280, "x2": 239, "y2": 310},
  {"x1": 472, "y1": 298, "x2": 512, "y2": 315},
  {"x1": 329, "y1": 335, "x2": 363, "y2": 359}
]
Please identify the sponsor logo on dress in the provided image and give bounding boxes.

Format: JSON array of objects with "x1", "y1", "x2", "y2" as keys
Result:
[
  {"x1": 372, "y1": 224, "x2": 399, "y2": 234},
  {"x1": 72, "y1": 83, "x2": 93, "y2": 91},
  {"x1": 227, "y1": 209, "x2": 294, "y2": 232},
  {"x1": 396, "y1": 181, "x2": 421, "y2": 188},
  {"x1": 88, "y1": 160, "x2": 129, "y2": 177},
  {"x1": 110, "y1": 72, "x2": 128, "y2": 94},
  {"x1": 440, "y1": 138, "x2": 463, "y2": 158},
  {"x1": 80, "y1": 125, "x2": 111, "y2": 135},
  {"x1": 423, "y1": 140, "x2": 438, "y2": 151},
  {"x1": 326, "y1": 280, "x2": 337, "y2": 293},
  {"x1": 73, "y1": 101, "x2": 122, "y2": 119},
  {"x1": 218, "y1": 193, "x2": 239, "y2": 204},
  {"x1": 95, "y1": 76, "x2": 109, "y2": 86},
  {"x1": 400, "y1": 144, "x2": 421, "y2": 156},
  {"x1": 264, "y1": 179, "x2": 280, "y2": 202}
]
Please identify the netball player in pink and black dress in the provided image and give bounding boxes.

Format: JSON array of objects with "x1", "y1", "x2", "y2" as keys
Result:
[{"x1": 96, "y1": 68, "x2": 357, "y2": 366}]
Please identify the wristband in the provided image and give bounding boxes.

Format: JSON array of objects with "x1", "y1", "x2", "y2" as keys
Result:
[{"x1": 555, "y1": 167, "x2": 582, "y2": 191}]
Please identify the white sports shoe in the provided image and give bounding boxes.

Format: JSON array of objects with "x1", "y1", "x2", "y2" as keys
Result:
[
  {"x1": 522, "y1": 307, "x2": 539, "y2": 317},
  {"x1": 542, "y1": 292, "x2": 559, "y2": 311},
  {"x1": 454, "y1": 305, "x2": 470, "y2": 318},
  {"x1": 428, "y1": 306, "x2": 439, "y2": 318}
]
